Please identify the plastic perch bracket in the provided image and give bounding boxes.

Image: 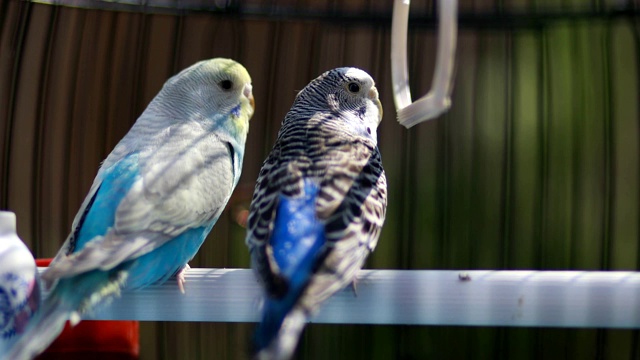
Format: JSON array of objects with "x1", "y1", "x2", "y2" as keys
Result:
[{"x1": 391, "y1": 0, "x2": 458, "y2": 128}]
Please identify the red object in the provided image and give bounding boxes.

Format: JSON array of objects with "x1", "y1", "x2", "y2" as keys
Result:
[
  {"x1": 35, "y1": 259, "x2": 54, "y2": 267},
  {"x1": 35, "y1": 259, "x2": 140, "y2": 359}
]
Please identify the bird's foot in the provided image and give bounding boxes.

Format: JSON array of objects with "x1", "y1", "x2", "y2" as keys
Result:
[
  {"x1": 350, "y1": 279, "x2": 358, "y2": 297},
  {"x1": 177, "y1": 264, "x2": 191, "y2": 294}
]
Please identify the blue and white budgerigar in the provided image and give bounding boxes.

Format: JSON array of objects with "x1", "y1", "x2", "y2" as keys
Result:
[
  {"x1": 5, "y1": 58, "x2": 255, "y2": 360},
  {"x1": 246, "y1": 67, "x2": 387, "y2": 360}
]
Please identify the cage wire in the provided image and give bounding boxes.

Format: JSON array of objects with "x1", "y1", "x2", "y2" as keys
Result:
[{"x1": 1, "y1": 0, "x2": 640, "y2": 359}]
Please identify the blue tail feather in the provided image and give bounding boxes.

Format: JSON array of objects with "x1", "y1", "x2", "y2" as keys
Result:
[
  {"x1": 271, "y1": 179, "x2": 325, "y2": 286},
  {"x1": 254, "y1": 291, "x2": 300, "y2": 351},
  {"x1": 255, "y1": 178, "x2": 326, "y2": 351}
]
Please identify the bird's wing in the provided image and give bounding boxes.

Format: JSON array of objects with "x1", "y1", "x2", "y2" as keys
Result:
[
  {"x1": 247, "y1": 122, "x2": 387, "y2": 305},
  {"x1": 301, "y1": 146, "x2": 386, "y2": 308},
  {"x1": 44, "y1": 128, "x2": 235, "y2": 281}
]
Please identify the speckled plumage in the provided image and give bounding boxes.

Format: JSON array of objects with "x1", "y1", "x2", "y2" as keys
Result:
[
  {"x1": 246, "y1": 67, "x2": 387, "y2": 360},
  {"x1": 5, "y1": 58, "x2": 255, "y2": 360}
]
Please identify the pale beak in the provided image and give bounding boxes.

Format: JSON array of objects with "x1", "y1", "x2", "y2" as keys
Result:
[
  {"x1": 369, "y1": 86, "x2": 383, "y2": 124},
  {"x1": 244, "y1": 83, "x2": 255, "y2": 110}
]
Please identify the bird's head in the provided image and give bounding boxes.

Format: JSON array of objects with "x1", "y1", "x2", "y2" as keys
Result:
[
  {"x1": 292, "y1": 67, "x2": 383, "y2": 141},
  {"x1": 151, "y1": 58, "x2": 255, "y2": 136}
]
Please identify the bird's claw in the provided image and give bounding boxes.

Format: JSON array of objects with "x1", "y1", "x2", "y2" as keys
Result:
[{"x1": 177, "y1": 264, "x2": 191, "y2": 294}]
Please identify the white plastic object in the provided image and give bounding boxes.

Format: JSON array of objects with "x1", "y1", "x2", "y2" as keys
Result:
[
  {"x1": 0, "y1": 212, "x2": 40, "y2": 349},
  {"x1": 71, "y1": 268, "x2": 640, "y2": 328},
  {"x1": 391, "y1": 0, "x2": 458, "y2": 128}
]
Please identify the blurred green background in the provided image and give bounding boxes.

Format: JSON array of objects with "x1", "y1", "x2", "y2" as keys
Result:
[{"x1": 1, "y1": 0, "x2": 639, "y2": 359}]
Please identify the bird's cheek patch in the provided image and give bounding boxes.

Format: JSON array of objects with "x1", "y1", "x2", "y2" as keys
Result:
[{"x1": 231, "y1": 104, "x2": 241, "y2": 117}]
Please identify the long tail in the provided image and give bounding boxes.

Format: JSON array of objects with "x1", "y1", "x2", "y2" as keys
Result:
[
  {"x1": 2, "y1": 267, "x2": 127, "y2": 360},
  {"x1": 2, "y1": 294, "x2": 74, "y2": 360},
  {"x1": 254, "y1": 300, "x2": 308, "y2": 360}
]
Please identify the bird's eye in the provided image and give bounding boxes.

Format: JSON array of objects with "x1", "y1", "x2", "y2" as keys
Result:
[
  {"x1": 347, "y1": 82, "x2": 360, "y2": 93},
  {"x1": 220, "y1": 80, "x2": 233, "y2": 90}
]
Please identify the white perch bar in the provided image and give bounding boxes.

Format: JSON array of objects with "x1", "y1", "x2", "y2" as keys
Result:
[{"x1": 39, "y1": 269, "x2": 640, "y2": 328}]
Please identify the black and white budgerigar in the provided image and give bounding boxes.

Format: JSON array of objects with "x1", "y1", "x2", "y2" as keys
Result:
[{"x1": 246, "y1": 67, "x2": 387, "y2": 360}]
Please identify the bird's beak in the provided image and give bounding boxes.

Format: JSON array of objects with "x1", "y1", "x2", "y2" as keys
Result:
[
  {"x1": 244, "y1": 83, "x2": 255, "y2": 111},
  {"x1": 369, "y1": 86, "x2": 383, "y2": 124}
]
